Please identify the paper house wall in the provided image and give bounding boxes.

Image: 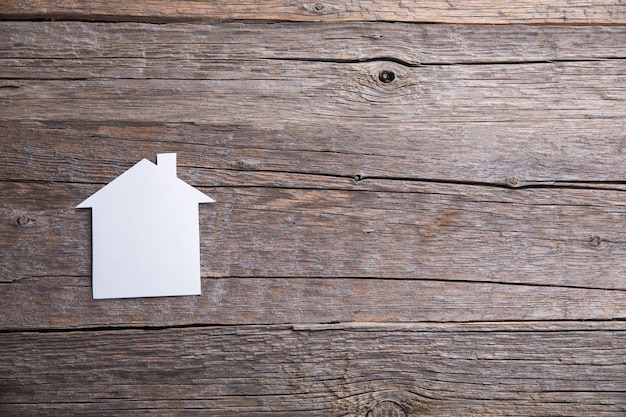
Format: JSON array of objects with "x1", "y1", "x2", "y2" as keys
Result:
[{"x1": 77, "y1": 153, "x2": 214, "y2": 299}]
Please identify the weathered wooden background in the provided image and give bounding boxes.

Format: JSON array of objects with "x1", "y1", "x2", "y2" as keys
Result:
[{"x1": 1, "y1": 2, "x2": 625, "y2": 416}]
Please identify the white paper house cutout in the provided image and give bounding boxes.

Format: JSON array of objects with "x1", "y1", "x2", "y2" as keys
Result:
[{"x1": 77, "y1": 153, "x2": 214, "y2": 299}]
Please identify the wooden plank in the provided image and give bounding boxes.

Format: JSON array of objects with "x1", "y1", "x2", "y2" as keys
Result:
[
  {"x1": 4, "y1": 118, "x2": 626, "y2": 187},
  {"x1": 2, "y1": 64, "x2": 625, "y2": 186},
  {"x1": 3, "y1": 62, "x2": 623, "y2": 123},
  {"x1": 1, "y1": 276, "x2": 624, "y2": 330},
  {"x1": 1, "y1": 324, "x2": 624, "y2": 416},
  {"x1": 2, "y1": 22, "x2": 626, "y2": 64},
  {"x1": 4, "y1": 180, "x2": 626, "y2": 289},
  {"x1": 1, "y1": 1, "x2": 625, "y2": 24}
]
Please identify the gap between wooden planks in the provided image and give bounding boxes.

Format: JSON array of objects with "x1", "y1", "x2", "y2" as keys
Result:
[{"x1": 0, "y1": 0, "x2": 625, "y2": 24}]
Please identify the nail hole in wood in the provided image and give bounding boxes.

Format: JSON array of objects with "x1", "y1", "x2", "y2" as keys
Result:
[
  {"x1": 353, "y1": 174, "x2": 363, "y2": 182},
  {"x1": 590, "y1": 235, "x2": 602, "y2": 246},
  {"x1": 314, "y1": 3, "x2": 324, "y2": 11},
  {"x1": 379, "y1": 70, "x2": 396, "y2": 84}
]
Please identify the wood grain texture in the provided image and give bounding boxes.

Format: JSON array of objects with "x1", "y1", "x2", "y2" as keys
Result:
[
  {"x1": 3, "y1": 22, "x2": 626, "y2": 63},
  {"x1": 3, "y1": 155, "x2": 626, "y2": 329},
  {"x1": 1, "y1": 0, "x2": 625, "y2": 24},
  {"x1": 2, "y1": 10, "x2": 626, "y2": 417},
  {"x1": 5, "y1": 166, "x2": 626, "y2": 287},
  {"x1": 1, "y1": 23, "x2": 626, "y2": 187},
  {"x1": 1, "y1": 324, "x2": 625, "y2": 416},
  {"x1": 2, "y1": 275, "x2": 625, "y2": 330},
  {"x1": 5, "y1": 119, "x2": 626, "y2": 187}
]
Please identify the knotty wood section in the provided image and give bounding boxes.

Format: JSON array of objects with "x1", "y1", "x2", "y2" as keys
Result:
[
  {"x1": 1, "y1": 10, "x2": 626, "y2": 417},
  {"x1": 2, "y1": 23, "x2": 626, "y2": 186},
  {"x1": 1, "y1": 1, "x2": 625, "y2": 24}
]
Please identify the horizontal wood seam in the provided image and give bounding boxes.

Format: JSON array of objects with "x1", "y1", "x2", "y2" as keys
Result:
[
  {"x1": 3, "y1": 15, "x2": 626, "y2": 26},
  {"x1": 3, "y1": 275, "x2": 626, "y2": 291},
  {"x1": 2, "y1": 320, "x2": 625, "y2": 335},
  {"x1": 7, "y1": 175, "x2": 626, "y2": 193},
  {"x1": 2, "y1": 57, "x2": 625, "y2": 71}
]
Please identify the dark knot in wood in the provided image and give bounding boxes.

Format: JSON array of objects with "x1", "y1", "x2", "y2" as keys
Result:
[
  {"x1": 16, "y1": 215, "x2": 33, "y2": 226},
  {"x1": 367, "y1": 400, "x2": 407, "y2": 417},
  {"x1": 379, "y1": 70, "x2": 396, "y2": 84}
]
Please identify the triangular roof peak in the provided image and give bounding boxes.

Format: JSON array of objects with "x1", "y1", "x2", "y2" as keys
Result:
[{"x1": 76, "y1": 153, "x2": 214, "y2": 209}]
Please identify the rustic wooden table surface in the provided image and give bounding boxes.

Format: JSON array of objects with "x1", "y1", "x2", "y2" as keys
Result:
[{"x1": 1, "y1": 2, "x2": 625, "y2": 416}]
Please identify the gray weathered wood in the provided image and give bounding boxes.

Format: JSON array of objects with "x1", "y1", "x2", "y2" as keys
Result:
[
  {"x1": 4, "y1": 178, "x2": 626, "y2": 288},
  {"x1": 2, "y1": 61, "x2": 624, "y2": 127},
  {"x1": 0, "y1": 276, "x2": 626, "y2": 330},
  {"x1": 1, "y1": 324, "x2": 625, "y2": 416},
  {"x1": 1, "y1": 23, "x2": 625, "y2": 187},
  {"x1": 1, "y1": 1, "x2": 625, "y2": 24},
  {"x1": 4, "y1": 119, "x2": 626, "y2": 188},
  {"x1": 2, "y1": 170, "x2": 626, "y2": 329},
  {"x1": 2, "y1": 8, "x2": 625, "y2": 417},
  {"x1": 2, "y1": 22, "x2": 626, "y2": 63},
  {"x1": 2, "y1": 275, "x2": 624, "y2": 330}
]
